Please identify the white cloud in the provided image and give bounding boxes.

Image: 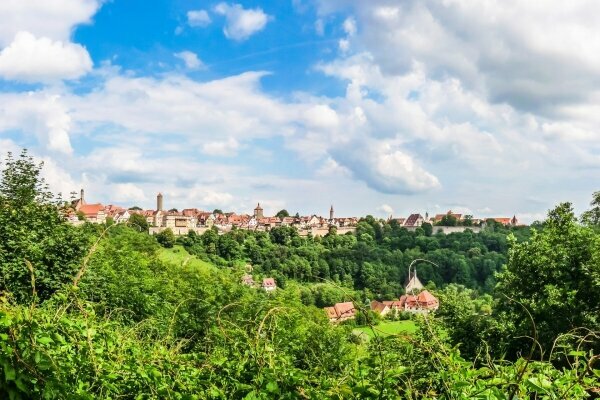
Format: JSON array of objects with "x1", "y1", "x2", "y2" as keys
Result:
[
  {"x1": 174, "y1": 50, "x2": 204, "y2": 70},
  {"x1": 201, "y1": 138, "x2": 239, "y2": 156},
  {"x1": 0, "y1": 31, "x2": 92, "y2": 82},
  {"x1": 214, "y1": 3, "x2": 270, "y2": 41},
  {"x1": 377, "y1": 204, "x2": 394, "y2": 215},
  {"x1": 343, "y1": 17, "x2": 356, "y2": 36},
  {"x1": 187, "y1": 9, "x2": 211, "y2": 27},
  {"x1": 0, "y1": 91, "x2": 73, "y2": 154},
  {"x1": 0, "y1": 0, "x2": 100, "y2": 46}
]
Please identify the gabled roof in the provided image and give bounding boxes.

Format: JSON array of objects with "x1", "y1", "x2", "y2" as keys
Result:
[
  {"x1": 79, "y1": 204, "x2": 104, "y2": 216},
  {"x1": 262, "y1": 278, "x2": 276, "y2": 287},
  {"x1": 404, "y1": 214, "x2": 423, "y2": 226}
]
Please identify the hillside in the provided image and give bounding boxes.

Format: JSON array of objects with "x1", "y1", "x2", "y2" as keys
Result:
[{"x1": 0, "y1": 151, "x2": 598, "y2": 398}]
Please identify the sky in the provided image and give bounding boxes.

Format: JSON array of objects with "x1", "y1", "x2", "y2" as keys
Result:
[{"x1": 1, "y1": 0, "x2": 599, "y2": 221}]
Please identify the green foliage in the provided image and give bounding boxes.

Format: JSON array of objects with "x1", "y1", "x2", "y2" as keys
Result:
[
  {"x1": 275, "y1": 209, "x2": 289, "y2": 218},
  {"x1": 581, "y1": 190, "x2": 600, "y2": 227},
  {"x1": 155, "y1": 228, "x2": 175, "y2": 248},
  {"x1": 127, "y1": 212, "x2": 149, "y2": 232},
  {"x1": 496, "y1": 202, "x2": 600, "y2": 356},
  {"x1": 0, "y1": 150, "x2": 90, "y2": 302},
  {"x1": 0, "y1": 150, "x2": 598, "y2": 398}
]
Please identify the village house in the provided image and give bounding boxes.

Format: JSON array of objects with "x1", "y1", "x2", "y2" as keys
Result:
[
  {"x1": 262, "y1": 278, "x2": 277, "y2": 292},
  {"x1": 324, "y1": 302, "x2": 356, "y2": 323},
  {"x1": 241, "y1": 274, "x2": 256, "y2": 287},
  {"x1": 403, "y1": 213, "x2": 424, "y2": 227}
]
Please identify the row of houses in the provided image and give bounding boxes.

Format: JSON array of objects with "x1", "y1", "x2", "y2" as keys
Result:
[
  {"x1": 324, "y1": 269, "x2": 440, "y2": 323},
  {"x1": 390, "y1": 210, "x2": 520, "y2": 228},
  {"x1": 68, "y1": 191, "x2": 358, "y2": 235},
  {"x1": 241, "y1": 274, "x2": 277, "y2": 292}
]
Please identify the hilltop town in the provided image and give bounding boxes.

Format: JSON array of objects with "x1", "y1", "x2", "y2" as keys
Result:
[{"x1": 68, "y1": 189, "x2": 523, "y2": 236}]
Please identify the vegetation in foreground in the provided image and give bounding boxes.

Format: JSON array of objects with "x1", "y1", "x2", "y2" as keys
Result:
[{"x1": 0, "y1": 150, "x2": 598, "y2": 399}]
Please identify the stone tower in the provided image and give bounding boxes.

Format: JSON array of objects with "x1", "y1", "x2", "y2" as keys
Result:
[
  {"x1": 254, "y1": 203, "x2": 264, "y2": 219},
  {"x1": 157, "y1": 192, "x2": 163, "y2": 211},
  {"x1": 330, "y1": 205, "x2": 334, "y2": 220},
  {"x1": 80, "y1": 188, "x2": 85, "y2": 203}
]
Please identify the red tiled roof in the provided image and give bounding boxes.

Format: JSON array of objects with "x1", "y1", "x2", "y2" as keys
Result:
[
  {"x1": 404, "y1": 214, "x2": 423, "y2": 227},
  {"x1": 262, "y1": 278, "x2": 276, "y2": 287},
  {"x1": 79, "y1": 204, "x2": 104, "y2": 216}
]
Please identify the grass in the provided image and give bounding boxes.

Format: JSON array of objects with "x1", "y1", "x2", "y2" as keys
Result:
[
  {"x1": 353, "y1": 320, "x2": 417, "y2": 340},
  {"x1": 158, "y1": 245, "x2": 215, "y2": 272}
]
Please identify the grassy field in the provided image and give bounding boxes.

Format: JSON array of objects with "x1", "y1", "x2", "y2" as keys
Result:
[
  {"x1": 353, "y1": 320, "x2": 417, "y2": 340},
  {"x1": 158, "y1": 245, "x2": 215, "y2": 272}
]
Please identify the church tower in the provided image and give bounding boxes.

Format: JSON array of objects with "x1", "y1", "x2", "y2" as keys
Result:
[
  {"x1": 157, "y1": 192, "x2": 163, "y2": 211},
  {"x1": 80, "y1": 188, "x2": 85, "y2": 203},
  {"x1": 329, "y1": 205, "x2": 334, "y2": 220},
  {"x1": 254, "y1": 203, "x2": 264, "y2": 219}
]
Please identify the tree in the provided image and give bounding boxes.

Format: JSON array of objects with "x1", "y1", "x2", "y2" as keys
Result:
[
  {"x1": 129, "y1": 205, "x2": 142, "y2": 210},
  {"x1": 276, "y1": 209, "x2": 290, "y2": 218},
  {"x1": 495, "y1": 202, "x2": 600, "y2": 356},
  {"x1": 0, "y1": 150, "x2": 89, "y2": 301},
  {"x1": 438, "y1": 214, "x2": 458, "y2": 226},
  {"x1": 462, "y1": 215, "x2": 473, "y2": 226},
  {"x1": 213, "y1": 209, "x2": 223, "y2": 215},
  {"x1": 128, "y1": 213, "x2": 149, "y2": 232},
  {"x1": 580, "y1": 190, "x2": 600, "y2": 227},
  {"x1": 156, "y1": 228, "x2": 175, "y2": 248}
]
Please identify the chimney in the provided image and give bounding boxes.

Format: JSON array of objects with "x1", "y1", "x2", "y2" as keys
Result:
[{"x1": 157, "y1": 192, "x2": 163, "y2": 211}]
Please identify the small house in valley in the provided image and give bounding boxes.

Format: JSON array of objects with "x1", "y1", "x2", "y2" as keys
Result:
[
  {"x1": 262, "y1": 278, "x2": 277, "y2": 292},
  {"x1": 324, "y1": 302, "x2": 356, "y2": 323}
]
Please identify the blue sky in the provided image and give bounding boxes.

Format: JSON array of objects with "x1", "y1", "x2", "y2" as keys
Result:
[{"x1": 1, "y1": 0, "x2": 600, "y2": 221}]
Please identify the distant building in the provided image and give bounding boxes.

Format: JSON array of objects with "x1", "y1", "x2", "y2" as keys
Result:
[
  {"x1": 324, "y1": 302, "x2": 356, "y2": 323},
  {"x1": 262, "y1": 278, "x2": 277, "y2": 292},
  {"x1": 405, "y1": 270, "x2": 424, "y2": 293},
  {"x1": 404, "y1": 214, "x2": 424, "y2": 227},
  {"x1": 241, "y1": 274, "x2": 256, "y2": 287},
  {"x1": 254, "y1": 203, "x2": 264, "y2": 219},
  {"x1": 372, "y1": 290, "x2": 439, "y2": 316}
]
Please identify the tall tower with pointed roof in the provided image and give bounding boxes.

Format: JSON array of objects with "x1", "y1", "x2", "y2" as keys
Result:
[
  {"x1": 254, "y1": 203, "x2": 264, "y2": 219},
  {"x1": 330, "y1": 205, "x2": 334, "y2": 220}
]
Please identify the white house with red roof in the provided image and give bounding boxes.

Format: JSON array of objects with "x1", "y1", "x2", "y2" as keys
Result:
[
  {"x1": 324, "y1": 302, "x2": 356, "y2": 323},
  {"x1": 262, "y1": 278, "x2": 277, "y2": 292}
]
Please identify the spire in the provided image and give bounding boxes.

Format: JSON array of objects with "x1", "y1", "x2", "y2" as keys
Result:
[
  {"x1": 254, "y1": 203, "x2": 264, "y2": 219},
  {"x1": 329, "y1": 204, "x2": 334, "y2": 220},
  {"x1": 80, "y1": 188, "x2": 85, "y2": 203}
]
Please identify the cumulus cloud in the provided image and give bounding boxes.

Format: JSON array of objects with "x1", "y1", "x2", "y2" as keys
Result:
[
  {"x1": 187, "y1": 9, "x2": 211, "y2": 27},
  {"x1": 214, "y1": 3, "x2": 270, "y2": 41},
  {"x1": 377, "y1": 204, "x2": 394, "y2": 215},
  {"x1": 0, "y1": 0, "x2": 100, "y2": 46},
  {"x1": 174, "y1": 50, "x2": 204, "y2": 70},
  {"x1": 0, "y1": 92, "x2": 73, "y2": 154},
  {"x1": 0, "y1": 31, "x2": 92, "y2": 82},
  {"x1": 331, "y1": 141, "x2": 440, "y2": 194}
]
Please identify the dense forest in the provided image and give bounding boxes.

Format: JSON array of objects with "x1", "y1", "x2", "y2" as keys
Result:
[{"x1": 0, "y1": 150, "x2": 598, "y2": 399}]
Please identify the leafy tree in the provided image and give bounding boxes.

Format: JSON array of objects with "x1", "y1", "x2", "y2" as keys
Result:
[
  {"x1": 0, "y1": 150, "x2": 89, "y2": 301},
  {"x1": 496, "y1": 202, "x2": 600, "y2": 356},
  {"x1": 156, "y1": 228, "x2": 175, "y2": 248},
  {"x1": 128, "y1": 205, "x2": 142, "y2": 210},
  {"x1": 580, "y1": 190, "x2": 600, "y2": 227},
  {"x1": 128, "y1": 213, "x2": 149, "y2": 231},
  {"x1": 438, "y1": 214, "x2": 458, "y2": 226},
  {"x1": 276, "y1": 209, "x2": 290, "y2": 218},
  {"x1": 462, "y1": 215, "x2": 473, "y2": 226},
  {"x1": 213, "y1": 209, "x2": 223, "y2": 214}
]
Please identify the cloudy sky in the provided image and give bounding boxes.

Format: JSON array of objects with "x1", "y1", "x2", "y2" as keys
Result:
[{"x1": 1, "y1": 0, "x2": 599, "y2": 221}]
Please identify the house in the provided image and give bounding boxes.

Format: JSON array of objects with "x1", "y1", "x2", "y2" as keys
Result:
[
  {"x1": 241, "y1": 274, "x2": 256, "y2": 287},
  {"x1": 324, "y1": 302, "x2": 356, "y2": 323},
  {"x1": 370, "y1": 300, "x2": 391, "y2": 317},
  {"x1": 78, "y1": 204, "x2": 106, "y2": 224},
  {"x1": 262, "y1": 278, "x2": 277, "y2": 292},
  {"x1": 403, "y1": 290, "x2": 439, "y2": 313},
  {"x1": 404, "y1": 214, "x2": 424, "y2": 227}
]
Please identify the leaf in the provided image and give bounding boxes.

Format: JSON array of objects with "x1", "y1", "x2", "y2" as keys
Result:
[
  {"x1": 266, "y1": 381, "x2": 279, "y2": 393},
  {"x1": 37, "y1": 336, "x2": 54, "y2": 345}
]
